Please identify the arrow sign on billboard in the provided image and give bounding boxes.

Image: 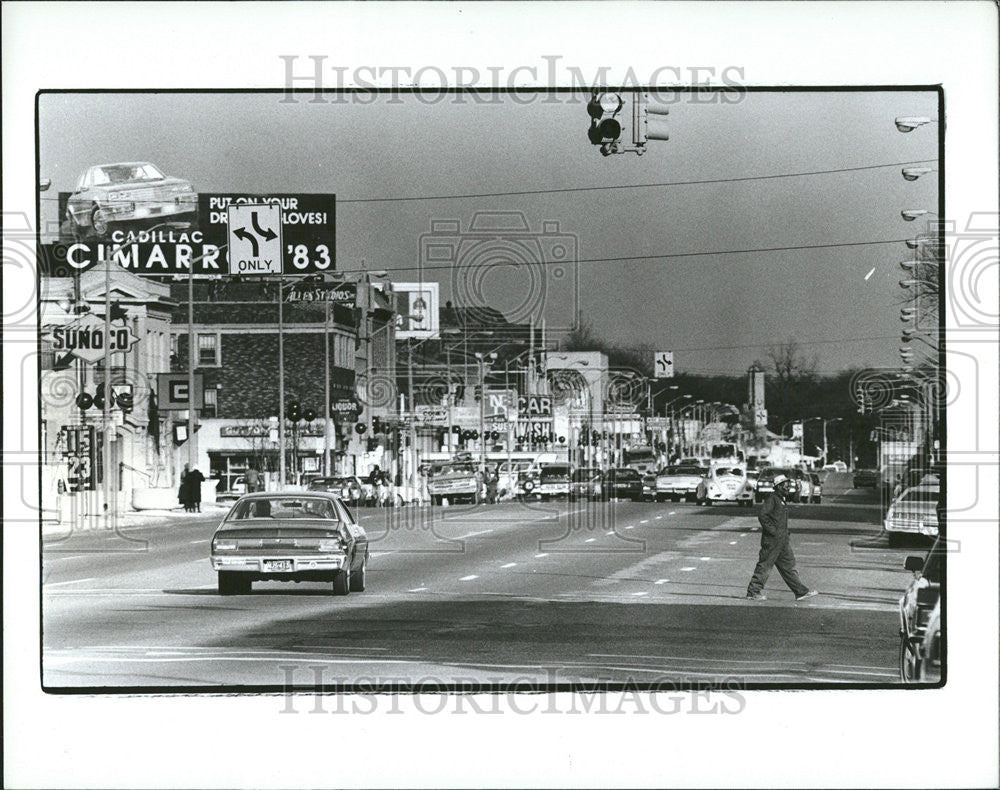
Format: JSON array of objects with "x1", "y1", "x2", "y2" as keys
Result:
[
  {"x1": 654, "y1": 350, "x2": 674, "y2": 378},
  {"x1": 228, "y1": 203, "x2": 283, "y2": 275}
]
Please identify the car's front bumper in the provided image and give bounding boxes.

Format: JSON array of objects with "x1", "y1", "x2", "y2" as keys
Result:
[
  {"x1": 103, "y1": 198, "x2": 198, "y2": 222},
  {"x1": 885, "y1": 519, "x2": 939, "y2": 536}
]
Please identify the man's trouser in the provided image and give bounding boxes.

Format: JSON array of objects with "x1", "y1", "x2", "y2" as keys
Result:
[{"x1": 747, "y1": 530, "x2": 810, "y2": 597}]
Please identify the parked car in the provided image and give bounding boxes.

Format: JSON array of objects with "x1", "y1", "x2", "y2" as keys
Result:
[
  {"x1": 695, "y1": 464, "x2": 750, "y2": 506},
  {"x1": 495, "y1": 460, "x2": 535, "y2": 499},
  {"x1": 655, "y1": 464, "x2": 705, "y2": 502},
  {"x1": 210, "y1": 492, "x2": 368, "y2": 595},
  {"x1": 66, "y1": 162, "x2": 198, "y2": 239},
  {"x1": 308, "y1": 476, "x2": 366, "y2": 506},
  {"x1": 898, "y1": 538, "x2": 942, "y2": 683},
  {"x1": 885, "y1": 484, "x2": 940, "y2": 546},
  {"x1": 755, "y1": 467, "x2": 803, "y2": 503},
  {"x1": 570, "y1": 467, "x2": 603, "y2": 501},
  {"x1": 853, "y1": 468, "x2": 880, "y2": 488}
]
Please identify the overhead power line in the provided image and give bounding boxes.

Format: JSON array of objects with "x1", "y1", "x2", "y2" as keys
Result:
[{"x1": 39, "y1": 158, "x2": 937, "y2": 207}]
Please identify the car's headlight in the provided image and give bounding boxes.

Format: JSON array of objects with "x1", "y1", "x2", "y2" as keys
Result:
[
  {"x1": 171, "y1": 184, "x2": 194, "y2": 193},
  {"x1": 213, "y1": 538, "x2": 237, "y2": 552}
]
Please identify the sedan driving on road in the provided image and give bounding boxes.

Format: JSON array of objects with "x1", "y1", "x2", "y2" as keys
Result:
[
  {"x1": 308, "y1": 475, "x2": 366, "y2": 506},
  {"x1": 655, "y1": 465, "x2": 705, "y2": 502},
  {"x1": 696, "y1": 465, "x2": 750, "y2": 506},
  {"x1": 210, "y1": 493, "x2": 368, "y2": 596},
  {"x1": 852, "y1": 468, "x2": 880, "y2": 488},
  {"x1": 885, "y1": 484, "x2": 940, "y2": 545},
  {"x1": 570, "y1": 467, "x2": 603, "y2": 501},
  {"x1": 66, "y1": 162, "x2": 198, "y2": 238},
  {"x1": 602, "y1": 467, "x2": 644, "y2": 501}
]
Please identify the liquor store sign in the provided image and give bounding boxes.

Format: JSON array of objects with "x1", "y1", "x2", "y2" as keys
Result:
[{"x1": 38, "y1": 193, "x2": 335, "y2": 277}]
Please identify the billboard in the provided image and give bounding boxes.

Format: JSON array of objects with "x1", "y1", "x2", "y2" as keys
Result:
[
  {"x1": 394, "y1": 282, "x2": 439, "y2": 339},
  {"x1": 39, "y1": 193, "x2": 335, "y2": 277}
]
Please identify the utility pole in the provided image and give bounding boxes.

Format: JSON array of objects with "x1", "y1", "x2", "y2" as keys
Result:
[
  {"x1": 323, "y1": 299, "x2": 331, "y2": 476},
  {"x1": 478, "y1": 354, "x2": 486, "y2": 471},
  {"x1": 277, "y1": 278, "x2": 286, "y2": 489},
  {"x1": 407, "y1": 338, "x2": 417, "y2": 488},
  {"x1": 103, "y1": 258, "x2": 113, "y2": 529}
]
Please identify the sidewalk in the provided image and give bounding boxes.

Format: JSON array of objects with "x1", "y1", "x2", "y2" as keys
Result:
[{"x1": 42, "y1": 503, "x2": 229, "y2": 537}]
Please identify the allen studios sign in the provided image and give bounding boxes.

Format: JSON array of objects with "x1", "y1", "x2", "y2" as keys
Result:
[{"x1": 284, "y1": 281, "x2": 357, "y2": 304}]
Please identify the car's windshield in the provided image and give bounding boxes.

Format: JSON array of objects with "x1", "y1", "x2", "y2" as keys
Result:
[
  {"x1": 93, "y1": 163, "x2": 165, "y2": 185},
  {"x1": 714, "y1": 467, "x2": 744, "y2": 477},
  {"x1": 900, "y1": 489, "x2": 939, "y2": 504},
  {"x1": 572, "y1": 468, "x2": 601, "y2": 482},
  {"x1": 663, "y1": 466, "x2": 702, "y2": 476},
  {"x1": 759, "y1": 468, "x2": 793, "y2": 480},
  {"x1": 229, "y1": 496, "x2": 341, "y2": 520},
  {"x1": 612, "y1": 468, "x2": 640, "y2": 479},
  {"x1": 540, "y1": 465, "x2": 570, "y2": 478}
]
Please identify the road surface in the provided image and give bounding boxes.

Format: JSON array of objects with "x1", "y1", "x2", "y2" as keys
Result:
[{"x1": 42, "y1": 484, "x2": 922, "y2": 688}]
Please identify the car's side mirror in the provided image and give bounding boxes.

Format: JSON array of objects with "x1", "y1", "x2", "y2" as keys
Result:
[{"x1": 904, "y1": 556, "x2": 924, "y2": 572}]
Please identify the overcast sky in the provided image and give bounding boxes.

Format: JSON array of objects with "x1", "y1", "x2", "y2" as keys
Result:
[{"x1": 38, "y1": 89, "x2": 939, "y2": 375}]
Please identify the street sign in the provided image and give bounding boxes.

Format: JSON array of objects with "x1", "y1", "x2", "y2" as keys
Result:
[
  {"x1": 653, "y1": 350, "x2": 674, "y2": 378},
  {"x1": 284, "y1": 281, "x2": 357, "y2": 304},
  {"x1": 792, "y1": 422, "x2": 803, "y2": 439},
  {"x1": 228, "y1": 204, "x2": 283, "y2": 275},
  {"x1": 414, "y1": 405, "x2": 449, "y2": 425},
  {"x1": 646, "y1": 417, "x2": 670, "y2": 429},
  {"x1": 46, "y1": 314, "x2": 139, "y2": 364},
  {"x1": 157, "y1": 372, "x2": 204, "y2": 410},
  {"x1": 60, "y1": 425, "x2": 97, "y2": 492}
]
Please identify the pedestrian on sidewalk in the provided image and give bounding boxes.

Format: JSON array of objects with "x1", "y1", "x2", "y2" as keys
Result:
[
  {"x1": 187, "y1": 467, "x2": 206, "y2": 513},
  {"x1": 245, "y1": 465, "x2": 261, "y2": 493},
  {"x1": 746, "y1": 474, "x2": 818, "y2": 602},
  {"x1": 178, "y1": 463, "x2": 192, "y2": 512}
]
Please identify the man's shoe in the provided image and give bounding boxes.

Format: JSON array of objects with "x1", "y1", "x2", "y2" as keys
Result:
[
  {"x1": 795, "y1": 590, "x2": 819, "y2": 601},
  {"x1": 746, "y1": 593, "x2": 767, "y2": 601}
]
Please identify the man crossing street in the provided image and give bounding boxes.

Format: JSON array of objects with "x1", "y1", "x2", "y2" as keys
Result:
[{"x1": 746, "y1": 474, "x2": 818, "y2": 602}]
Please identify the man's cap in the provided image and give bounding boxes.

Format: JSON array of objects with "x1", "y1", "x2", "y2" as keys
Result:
[{"x1": 772, "y1": 474, "x2": 790, "y2": 486}]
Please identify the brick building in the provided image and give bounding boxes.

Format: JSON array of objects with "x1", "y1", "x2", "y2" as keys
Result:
[{"x1": 169, "y1": 279, "x2": 396, "y2": 490}]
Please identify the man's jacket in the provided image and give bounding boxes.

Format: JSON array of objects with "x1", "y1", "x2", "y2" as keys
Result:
[{"x1": 758, "y1": 492, "x2": 788, "y2": 537}]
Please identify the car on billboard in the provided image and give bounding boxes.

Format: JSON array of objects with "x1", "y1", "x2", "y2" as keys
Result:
[
  {"x1": 210, "y1": 493, "x2": 369, "y2": 596},
  {"x1": 66, "y1": 162, "x2": 198, "y2": 239},
  {"x1": 898, "y1": 537, "x2": 942, "y2": 683}
]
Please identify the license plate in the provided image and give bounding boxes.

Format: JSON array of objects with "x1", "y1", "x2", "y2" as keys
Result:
[
  {"x1": 149, "y1": 206, "x2": 162, "y2": 214},
  {"x1": 263, "y1": 559, "x2": 293, "y2": 572}
]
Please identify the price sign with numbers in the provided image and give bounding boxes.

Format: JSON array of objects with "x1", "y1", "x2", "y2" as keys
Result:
[{"x1": 202, "y1": 193, "x2": 336, "y2": 276}]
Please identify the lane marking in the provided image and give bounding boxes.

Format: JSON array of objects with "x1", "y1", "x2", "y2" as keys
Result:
[
  {"x1": 408, "y1": 587, "x2": 427, "y2": 592},
  {"x1": 655, "y1": 515, "x2": 662, "y2": 520},
  {"x1": 500, "y1": 562, "x2": 517, "y2": 569},
  {"x1": 189, "y1": 539, "x2": 210, "y2": 544},
  {"x1": 534, "y1": 553, "x2": 549, "y2": 558},
  {"x1": 459, "y1": 575, "x2": 479, "y2": 581},
  {"x1": 585, "y1": 538, "x2": 596, "y2": 543},
  {"x1": 680, "y1": 566, "x2": 696, "y2": 571},
  {"x1": 640, "y1": 519, "x2": 649, "y2": 524},
  {"x1": 668, "y1": 511, "x2": 676, "y2": 515},
  {"x1": 631, "y1": 591, "x2": 648, "y2": 597},
  {"x1": 654, "y1": 579, "x2": 669, "y2": 585},
  {"x1": 605, "y1": 531, "x2": 615, "y2": 536},
  {"x1": 44, "y1": 577, "x2": 96, "y2": 587},
  {"x1": 455, "y1": 529, "x2": 495, "y2": 540},
  {"x1": 700, "y1": 556, "x2": 711, "y2": 561},
  {"x1": 625, "y1": 526, "x2": 634, "y2": 530}
]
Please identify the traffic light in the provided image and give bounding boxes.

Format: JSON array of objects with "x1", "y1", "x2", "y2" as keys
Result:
[
  {"x1": 116, "y1": 390, "x2": 134, "y2": 413},
  {"x1": 372, "y1": 416, "x2": 383, "y2": 435},
  {"x1": 288, "y1": 401, "x2": 301, "y2": 422},
  {"x1": 473, "y1": 385, "x2": 482, "y2": 402},
  {"x1": 355, "y1": 422, "x2": 367, "y2": 434},
  {"x1": 588, "y1": 91, "x2": 624, "y2": 153},
  {"x1": 302, "y1": 407, "x2": 316, "y2": 423},
  {"x1": 76, "y1": 392, "x2": 94, "y2": 411},
  {"x1": 587, "y1": 91, "x2": 669, "y2": 156}
]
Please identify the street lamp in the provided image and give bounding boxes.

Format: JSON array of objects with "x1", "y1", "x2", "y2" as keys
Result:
[
  {"x1": 894, "y1": 116, "x2": 933, "y2": 133},
  {"x1": 901, "y1": 166, "x2": 934, "y2": 181}
]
